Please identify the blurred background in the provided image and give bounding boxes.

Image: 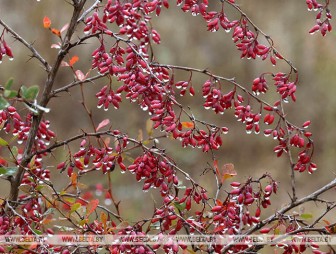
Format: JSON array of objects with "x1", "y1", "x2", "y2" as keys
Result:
[{"x1": 0, "y1": 0, "x2": 335, "y2": 242}]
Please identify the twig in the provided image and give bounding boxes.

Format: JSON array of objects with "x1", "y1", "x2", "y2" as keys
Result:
[
  {"x1": 280, "y1": 100, "x2": 297, "y2": 202},
  {"x1": 6, "y1": 201, "x2": 39, "y2": 235},
  {"x1": 59, "y1": 192, "x2": 122, "y2": 221},
  {"x1": 223, "y1": 0, "x2": 297, "y2": 73},
  {"x1": 221, "y1": 177, "x2": 336, "y2": 252},
  {"x1": 0, "y1": 19, "x2": 51, "y2": 72},
  {"x1": 8, "y1": 0, "x2": 87, "y2": 203},
  {"x1": 77, "y1": 0, "x2": 102, "y2": 23},
  {"x1": 52, "y1": 73, "x2": 106, "y2": 95},
  {"x1": 34, "y1": 130, "x2": 200, "y2": 187}
]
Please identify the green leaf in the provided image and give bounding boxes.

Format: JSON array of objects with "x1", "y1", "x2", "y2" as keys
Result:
[
  {"x1": 20, "y1": 86, "x2": 27, "y2": 98},
  {"x1": 11, "y1": 146, "x2": 18, "y2": 159},
  {"x1": 0, "y1": 168, "x2": 7, "y2": 175},
  {"x1": 173, "y1": 201, "x2": 186, "y2": 211},
  {"x1": 0, "y1": 167, "x2": 18, "y2": 176},
  {"x1": 25, "y1": 85, "x2": 39, "y2": 100},
  {"x1": 176, "y1": 180, "x2": 186, "y2": 189},
  {"x1": 0, "y1": 137, "x2": 8, "y2": 146},
  {"x1": 35, "y1": 185, "x2": 44, "y2": 191},
  {"x1": 274, "y1": 228, "x2": 280, "y2": 235},
  {"x1": 0, "y1": 96, "x2": 9, "y2": 110},
  {"x1": 21, "y1": 85, "x2": 39, "y2": 100},
  {"x1": 32, "y1": 229, "x2": 42, "y2": 235},
  {"x1": 70, "y1": 203, "x2": 81, "y2": 213},
  {"x1": 63, "y1": 197, "x2": 76, "y2": 203},
  {"x1": 150, "y1": 221, "x2": 161, "y2": 229},
  {"x1": 43, "y1": 208, "x2": 55, "y2": 216},
  {"x1": 4, "y1": 90, "x2": 18, "y2": 99},
  {"x1": 70, "y1": 205, "x2": 86, "y2": 223},
  {"x1": 300, "y1": 213, "x2": 313, "y2": 220},
  {"x1": 5, "y1": 78, "x2": 14, "y2": 89}
]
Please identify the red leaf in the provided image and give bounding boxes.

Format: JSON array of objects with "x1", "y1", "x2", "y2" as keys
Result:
[
  {"x1": 181, "y1": 121, "x2": 194, "y2": 129},
  {"x1": 69, "y1": 56, "x2": 79, "y2": 67},
  {"x1": 213, "y1": 225, "x2": 226, "y2": 233},
  {"x1": 86, "y1": 199, "x2": 99, "y2": 216},
  {"x1": 51, "y1": 28, "x2": 61, "y2": 37},
  {"x1": 43, "y1": 16, "x2": 51, "y2": 29},
  {"x1": 75, "y1": 70, "x2": 85, "y2": 81},
  {"x1": 96, "y1": 119, "x2": 110, "y2": 131},
  {"x1": 215, "y1": 199, "x2": 223, "y2": 206}
]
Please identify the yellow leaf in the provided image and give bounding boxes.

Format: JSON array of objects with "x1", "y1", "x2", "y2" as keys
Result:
[
  {"x1": 101, "y1": 211, "x2": 107, "y2": 232},
  {"x1": 101, "y1": 211, "x2": 107, "y2": 224},
  {"x1": 79, "y1": 218, "x2": 88, "y2": 226},
  {"x1": 137, "y1": 129, "x2": 143, "y2": 141},
  {"x1": 63, "y1": 197, "x2": 76, "y2": 204},
  {"x1": 70, "y1": 202, "x2": 81, "y2": 213},
  {"x1": 71, "y1": 172, "x2": 77, "y2": 187},
  {"x1": 43, "y1": 16, "x2": 51, "y2": 29},
  {"x1": 41, "y1": 215, "x2": 53, "y2": 225},
  {"x1": 146, "y1": 118, "x2": 153, "y2": 136},
  {"x1": 221, "y1": 163, "x2": 237, "y2": 181},
  {"x1": 215, "y1": 161, "x2": 236, "y2": 184}
]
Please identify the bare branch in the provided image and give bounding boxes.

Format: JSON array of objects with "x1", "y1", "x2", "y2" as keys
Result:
[
  {"x1": 8, "y1": 0, "x2": 87, "y2": 203},
  {"x1": 77, "y1": 0, "x2": 102, "y2": 23},
  {"x1": 52, "y1": 73, "x2": 106, "y2": 95},
  {"x1": 0, "y1": 19, "x2": 51, "y2": 72}
]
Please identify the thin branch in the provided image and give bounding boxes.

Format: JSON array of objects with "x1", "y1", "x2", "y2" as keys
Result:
[
  {"x1": 34, "y1": 130, "x2": 200, "y2": 187},
  {"x1": 52, "y1": 73, "x2": 106, "y2": 95},
  {"x1": 8, "y1": 0, "x2": 87, "y2": 203},
  {"x1": 280, "y1": 100, "x2": 297, "y2": 202},
  {"x1": 77, "y1": 0, "x2": 102, "y2": 23},
  {"x1": 223, "y1": 0, "x2": 297, "y2": 73},
  {"x1": 152, "y1": 63, "x2": 307, "y2": 135},
  {"x1": 242, "y1": 203, "x2": 336, "y2": 254},
  {"x1": 221, "y1": 177, "x2": 336, "y2": 252},
  {"x1": 6, "y1": 201, "x2": 39, "y2": 235},
  {"x1": 59, "y1": 192, "x2": 122, "y2": 221},
  {"x1": 0, "y1": 19, "x2": 51, "y2": 72},
  {"x1": 251, "y1": 177, "x2": 336, "y2": 233}
]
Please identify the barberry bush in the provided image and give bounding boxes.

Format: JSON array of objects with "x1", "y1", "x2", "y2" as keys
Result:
[{"x1": 0, "y1": 0, "x2": 335, "y2": 253}]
